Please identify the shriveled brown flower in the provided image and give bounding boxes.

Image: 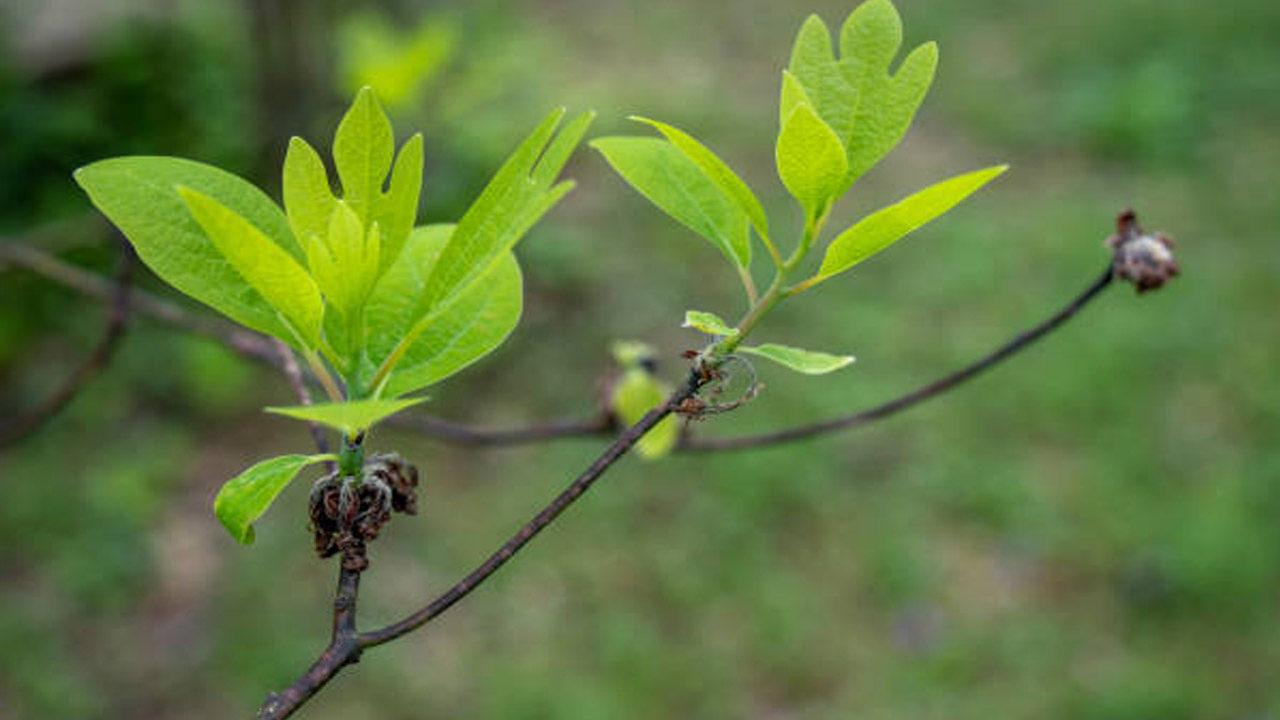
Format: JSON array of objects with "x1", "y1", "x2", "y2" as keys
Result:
[
  {"x1": 1108, "y1": 209, "x2": 1179, "y2": 294},
  {"x1": 307, "y1": 453, "x2": 420, "y2": 570}
]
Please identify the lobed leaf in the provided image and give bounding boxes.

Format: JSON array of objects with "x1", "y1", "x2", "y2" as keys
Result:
[
  {"x1": 74, "y1": 157, "x2": 301, "y2": 342},
  {"x1": 838, "y1": 0, "x2": 938, "y2": 184},
  {"x1": 776, "y1": 103, "x2": 848, "y2": 220},
  {"x1": 631, "y1": 116, "x2": 769, "y2": 243},
  {"x1": 787, "y1": 14, "x2": 858, "y2": 144},
  {"x1": 332, "y1": 86, "x2": 395, "y2": 226},
  {"x1": 283, "y1": 137, "x2": 337, "y2": 248},
  {"x1": 373, "y1": 132, "x2": 424, "y2": 273},
  {"x1": 177, "y1": 186, "x2": 324, "y2": 349},
  {"x1": 363, "y1": 225, "x2": 523, "y2": 397},
  {"x1": 214, "y1": 454, "x2": 333, "y2": 544},
  {"x1": 683, "y1": 310, "x2": 738, "y2": 337},
  {"x1": 815, "y1": 165, "x2": 1007, "y2": 283},
  {"x1": 592, "y1": 136, "x2": 751, "y2": 267},
  {"x1": 740, "y1": 343, "x2": 855, "y2": 375},
  {"x1": 266, "y1": 397, "x2": 427, "y2": 435}
]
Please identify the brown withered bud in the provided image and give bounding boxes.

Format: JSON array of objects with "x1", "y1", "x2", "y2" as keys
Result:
[
  {"x1": 1108, "y1": 209, "x2": 1179, "y2": 294},
  {"x1": 365, "y1": 453, "x2": 421, "y2": 515}
]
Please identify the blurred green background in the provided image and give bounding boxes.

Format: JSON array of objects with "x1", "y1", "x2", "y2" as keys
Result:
[{"x1": 1, "y1": 0, "x2": 1277, "y2": 718}]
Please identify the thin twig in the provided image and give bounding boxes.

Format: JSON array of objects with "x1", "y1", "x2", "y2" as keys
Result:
[
  {"x1": 384, "y1": 411, "x2": 613, "y2": 446},
  {"x1": 0, "y1": 242, "x2": 284, "y2": 370},
  {"x1": 1, "y1": 244, "x2": 616, "y2": 446},
  {"x1": 256, "y1": 373, "x2": 704, "y2": 719},
  {"x1": 0, "y1": 245, "x2": 134, "y2": 448},
  {"x1": 273, "y1": 339, "x2": 332, "y2": 465},
  {"x1": 680, "y1": 265, "x2": 1116, "y2": 451}
]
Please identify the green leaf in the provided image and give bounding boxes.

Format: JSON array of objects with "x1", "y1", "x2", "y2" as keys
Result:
[
  {"x1": 630, "y1": 116, "x2": 769, "y2": 243},
  {"x1": 816, "y1": 165, "x2": 1007, "y2": 283},
  {"x1": 592, "y1": 136, "x2": 750, "y2": 267},
  {"x1": 611, "y1": 368, "x2": 679, "y2": 460},
  {"x1": 177, "y1": 186, "x2": 324, "y2": 349},
  {"x1": 776, "y1": 103, "x2": 848, "y2": 219},
  {"x1": 373, "y1": 132, "x2": 424, "y2": 273},
  {"x1": 787, "y1": 14, "x2": 858, "y2": 144},
  {"x1": 214, "y1": 454, "x2": 333, "y2": 544},
  {"x1": 415, "y1": 109, "x2": 589, "y2": 317},
  {"x1": 75, "y1": 157, "x2": 302, "y2": 342},
  {"x1": 740, "y1": 343, "x2": 855, "y2": 375},
  {"x1": 838, "y1": 0, "x2": 938, "y2": 183},
  {"x1": 333, "y1": 86, "x2": 395, "y2": 226},
  {"x1": 266, "y1": 397, "x2": 427, "y2": 435},
  {"x1": 363, "y1": 225, "x2": 523, "y2": 397},
  {"x1": 283, "y1": 137, "x2": 337, "y2": 248},
  {"x1": 779, "y1": 70, "x2": 814, "y2": 131},
  {"x1": 683, "y1": 310, "x2": 738, "y2": 337},
  {"x1": 306, "y1": 200, "x2": 381, "y2": 318}
]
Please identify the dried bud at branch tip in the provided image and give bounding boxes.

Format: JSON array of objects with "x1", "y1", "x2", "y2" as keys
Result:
[{"x1": 1107, "y1": 208, "x2": 1179, "y2": 294}]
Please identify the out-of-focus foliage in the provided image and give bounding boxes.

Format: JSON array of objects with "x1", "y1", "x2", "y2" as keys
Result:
[{"x1": 1, "y1": 0, "x2": 1278, "y2": 718}]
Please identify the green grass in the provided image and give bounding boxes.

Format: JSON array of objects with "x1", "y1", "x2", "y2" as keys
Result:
[{"x1": 1, "y1": 0, "x2": 1277, "y2": 717}]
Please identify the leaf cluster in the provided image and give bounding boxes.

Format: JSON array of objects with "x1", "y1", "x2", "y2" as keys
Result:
[
  {"x1": 594, "y1": 0, "x2": 1005, "y2": 387},
  {"x1": 77, "y1": 88, "x2": 592, "y2": 541}
]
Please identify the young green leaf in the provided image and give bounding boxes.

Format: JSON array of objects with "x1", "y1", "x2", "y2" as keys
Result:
[
  {"x1": 306, "y1": 200, "x2": 381, "y2": 317},
  {"x1": 373, "y1": 132, "x2": 424, "y2": 273},
  {"x1": 740, "y1": 344, "x2": 855, "y2": 375},
  {"x1": 683, "y1": 310, "x2": 738, "y2": 337},
  {"x1": 630, "y1": 116, "x2": 769, "y2": 242},
  {"x1": 75, "y1": 157, "x2": 302, "y2": 342},
  {"x1": 363, "y1": 225, "x2": 523, "y2": 397},
  {"x1": 592, "y1": 136, "x2": 750, "y2": 267},
  {"x1": 214, "y1": 454, "x2": 333, "y2": 544},
  {"x1": 415, "y1": 109, "x2": 589, "y2": 317},
  {"x1": 333, "y1": 86, "x2": 395, "y2": 226},
  {"x1": 283, "y1": 137, "x2": 337, "y2": 247},
  {"x1": 838, "y1": 0, "x2": 938, "y2": 184},
  {"x1": 787, "y1": 14, "x2": 858, "y2": 144},
  {"x1": 177, "y1": 186, "x2": 324, "y2": 349},
  {"x1": 779, "y1": 70, "x2": 815, "y2": 131},
  {"x1": 776, "y1": 104, "x2": 848, "y2": 219},
  {"x1": 610, "y1": 342, "x2": 678, "y2": 460},
  {"x1": 815, "y1": 165, "x2": 1007, "y2": 284},
  {"x1": 266, "y1": 397, "x2": 427, "y2": 435}
]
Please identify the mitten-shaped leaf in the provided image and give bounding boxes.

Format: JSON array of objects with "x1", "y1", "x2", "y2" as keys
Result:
[{"x1": 838, "y1": 0, "x2": 938, "y2": 184}]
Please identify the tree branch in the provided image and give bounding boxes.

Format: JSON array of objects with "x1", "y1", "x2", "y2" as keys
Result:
[
  {"x1": 0, "y1": 244, "x2": 134, "y2": 448},
  {"x1": 680, "y1": 264, "x2": 1117, "y2": 451},
  {"x1": 272, "y1": 339, "x2": 332, "y2": 464},
  {"x1": 384, "y1": 411, "x2": 613, "y2": 446},
  {"x1": 256, "y1": 373, "x2": 705, "y2": 718},
  {"x1": 0, "y1": 242, "x2": 284, "y2": 371},
  {"x1": 1, "y1": 242, "x2": 1126, "y2": 456}
]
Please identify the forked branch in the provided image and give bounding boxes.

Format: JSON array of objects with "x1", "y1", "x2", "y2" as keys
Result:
[{"x1": 0, "y1": 244, "x2": 134, "y2": 448}]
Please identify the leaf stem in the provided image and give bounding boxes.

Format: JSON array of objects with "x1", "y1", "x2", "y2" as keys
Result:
[
  {"x1": 737, "y1": 265, "x2": 759, "y2": 305},
  {"x1": 304, "y1": 351, "x2": 345, "y2": 402}
]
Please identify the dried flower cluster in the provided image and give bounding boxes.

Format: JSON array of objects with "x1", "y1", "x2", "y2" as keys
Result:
[{"x1": 309, "y1": 454, "x2": 421, "y2": 570}]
